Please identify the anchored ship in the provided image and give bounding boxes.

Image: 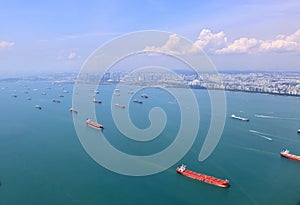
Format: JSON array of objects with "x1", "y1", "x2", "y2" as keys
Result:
[
  {"x1": 69, "y1": 108, "x2": 78, "y2": 114},
  {"x1": 176, "y1": 164, "x2": 230, "y2": 188},
  {"x1": 231, "y1": 114, "x2": 249, "y2": 121},
  {"x1": 86, "y1": 119, "x2": 104, "y2": 130},
  {"x1": 280, "y1": 149, "x2": 300, "y2": 162},
  {"x1": 93, "y1": 99, "x2": 102, "y2": 104},
  {"x1": 115, "y1": 104, "x2": 125, "y2": 109},
  {"x1": 35, "y1": 105, "x2": 42, "y2": 110},
  {"x1": 52, "y1": 99, "x2": 60, "y2": 103},
  {"x1": 133, "y1": 99, "x2": 143, "y2": 104},
  {"x1": 141, "y1": 94, "x2": 148, "y2": 98}
]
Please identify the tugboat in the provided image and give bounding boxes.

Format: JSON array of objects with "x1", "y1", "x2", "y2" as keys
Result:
[
  {"x1": 176, "y1": 164, "x2": 230, "y2": 188},
  {"x1": 86, "y1": 119, "x2": 104, "y2": 130},
  {"x1": 280, "y1": 149, "x2": 300, "y2": 162},
  {"x1": 231, "y1": 114, "x2": 249, "y2": 122}
]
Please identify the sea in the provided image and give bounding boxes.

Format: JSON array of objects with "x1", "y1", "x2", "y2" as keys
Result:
[{"x1": 0, "y1": 80, "x2": 300, "y2": 205}]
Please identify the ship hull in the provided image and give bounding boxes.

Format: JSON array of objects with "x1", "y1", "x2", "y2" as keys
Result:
[
  {"x1": 280, "y1": 153, "x2": 300, "y2": 162},
  {"x1": 176, "y1": 168, "x2": 229, "y2": 188}
]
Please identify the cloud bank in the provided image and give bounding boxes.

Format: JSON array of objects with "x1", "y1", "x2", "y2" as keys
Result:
[{"x1": 145, "y1": 29, "x2": 300, "y2": 55}]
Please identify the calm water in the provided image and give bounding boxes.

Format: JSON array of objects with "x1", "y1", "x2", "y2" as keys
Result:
[{"x1": 0, "y1": 81, "x2": 300, "y2": 205}]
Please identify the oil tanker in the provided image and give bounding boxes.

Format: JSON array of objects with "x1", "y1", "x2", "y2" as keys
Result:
[
  {"x1": 86, "y1": 119, "x2": 104, "y2": 130},
  {"x1": 176, "y1": 164, "x2": 230, "y2": 188},
  {"x1": 280, "y1": 149, "x2": 300, "y2": 162}
]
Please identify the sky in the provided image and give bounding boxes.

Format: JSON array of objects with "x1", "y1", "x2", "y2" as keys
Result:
[{"x1": 0, "y1": 0, "x2": 299, "y2": 77}]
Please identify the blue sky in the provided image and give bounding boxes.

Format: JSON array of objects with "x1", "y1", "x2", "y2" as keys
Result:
[{"x1": 0, "y1": 0, "x2": 299, "y2": 77}]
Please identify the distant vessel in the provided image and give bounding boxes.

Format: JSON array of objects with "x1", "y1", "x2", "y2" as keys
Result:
[
  {"x1": 280, "y1": 149, "x2": 300, "y2": 162},
  {"x1": 115, "y1": 104, "x2": 125, "y2": 109},
  {"x1": 35, "y1": 105, "x2": 42, "y2": 110},
  {"x1": 69, "y1": 108, "x2": 78, "y2": 114},
  {"x1": 176, "y1": 164, "x2": 230, "y2": 188},
  {"x1": 94, "y1": 90, "x2": 100, "y2": 94},
  {"x1": 41, "y1": 92, "x2": 46, "y2": 95},
  {"x1": 113, "y1": 89, "x2": 120, "y2": 96},
  {"x1": 133, "y1": 99, "x2": 143, "y2": 104},
  {"x1": 93, "y1": 99, "x2": 102, "y2": 104},
  {"x1": 86, "y1": 119, "x2": 103, "y2": 130},
  {"x1": 297, "y1": 129, "x2": 300, "y2": 133},
  {"x1": 12, "y1": 94, "x2": 17, "y2": 98},
  {"x1": 27, "y1": 97, "x2": 32, "y2": 100},
  {"x1": 59, "y1": 95, "x2": 64, "y2": 97},
  {"x1": 141, "y1": 94, "x2": 148, "y2": 98},
  {"x1": 231, "y1": 114, "x2": 249, "y2": 121},
  {"x1": 52, "y1": 99, "x2": 60, "y2": 103},
  {"x1": 63, "y1": 90, "x2": 69, "y2": 93}
]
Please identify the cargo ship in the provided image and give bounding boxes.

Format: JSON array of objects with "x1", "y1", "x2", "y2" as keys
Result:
[
  {"x1": 115, "y1": 104, "x2": 125, "y2": 109},
  {"x1": 133, "y1": 99, "x2": 143, "y2": 104},
  {"x1": 141, "y1": 94, "x2": 148, "y2": 98},
  {"x1": 35, "y1": 105, "x2": 42, "y2": 110},
  {"x1": 231, "y1": 114, "x2": 249, "y2": 121},
  {"x1": 280, "y1": 149, "x2": 300, "y2": 162},
  {"x1": 176, "y1": 164, "x2": 230, "y2": 188},
  {"x1": 69, "y1": 108, "x2": 78, "y2": 114},
  {"x1": 86, "y1": 119, "x2": 104, "y2": 130},
  {"x1": 93, "y1": 99, "x2": 102, "y2": 104}
]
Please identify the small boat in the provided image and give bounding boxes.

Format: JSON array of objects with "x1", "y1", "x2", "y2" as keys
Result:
[
  {"x1": 93, "y1": 99, "x2": 102, "y2": 104},
  {"x1": 141, "y1": 94, "x2": 148, "y2": 98},
  {"x1": 280, "y1": 149, "x2": 300, "y2": 162},
  {"x1": 297, "y1": 129, "x2": 300, "y2": 133},
  {"x1": 115, "y1": 104, "x2": 125, "y2": 109},
  {"x1": 231, "y1": 114, "x2": 249, "y2": 121},
  {"x1": 41, "y1": 92, "x2": 47, "y2": 95},
  {"x1": 69, "y1": 108, "x2": 78, "y2": 114},
  {"x1": 113, "y1": 89, "x2": 120, "y2": 96},
  {"x1": 176, "y1": 164, "x2": 230, "y2": 188},
  {"x1": 27, "y1": 97, "x2": 32, "y2": 100},
  {"x1": 52, "y1": 99, "x2": 60, "y2": 103},
  {"x1": 86, "y1": 118, "x2": 104, "y2": 130},
  {"x1": 94, "y1": 90, "x2": 100, "y2": 94},
  {"x1": 59, "y1": 95, "x2": 64, "y2": 98},
  {"x1": 133, "y1": 99, "x2": 143, "y2": 104},
  {"x1": 63, "y1": 90, "x2": 69, "y2": 93},
  {"x1": 35, "y1": 105, "x2": 42, "y2": 110},
  {"x1": 12, "y1": 94, "x2": 17, "y2": 98}
]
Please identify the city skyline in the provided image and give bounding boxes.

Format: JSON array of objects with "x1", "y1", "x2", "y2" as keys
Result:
[{"x1": 0, "y1": 1, "x2": 300, "y2": 77}]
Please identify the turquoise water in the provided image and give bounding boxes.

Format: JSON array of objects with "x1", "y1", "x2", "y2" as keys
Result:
[{"x1": 0, "y1": 81, "x2": 300, "y2": 205}]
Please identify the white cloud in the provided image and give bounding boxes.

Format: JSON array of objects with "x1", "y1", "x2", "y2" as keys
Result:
[
  {"x1": 0, "y1": 41, "x2": 15, "y2": 48},
  {"x1": 216, "y1": 38, "x2": 258, "y2": 54},
  {"x1": 144, "y1": 29, "x2": 300, "y2": 55},
  {"x1": 258, "y1": 29, "x2": 300, "y2": 52},
  {"x1": 145, "y1": 34, "x2": 182, "y2": 55},
  {"x1": 193, "y1": 29, "x2": 227, "y2": 52},
  {"x1": 67, "y1": 52, "x2": 77, "y2": 59}
]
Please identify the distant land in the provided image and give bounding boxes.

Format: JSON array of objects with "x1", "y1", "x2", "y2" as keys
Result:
[{"x1": 1, "y1": 71, "x2": 299, "y2": 97}]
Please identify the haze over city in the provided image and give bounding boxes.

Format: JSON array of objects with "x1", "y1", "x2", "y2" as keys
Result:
[{"x1": 0, "y1": 0, "x2": 299, "y2": 77}]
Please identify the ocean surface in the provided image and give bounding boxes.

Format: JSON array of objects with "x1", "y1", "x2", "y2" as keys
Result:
[{"x1": 0, "y1": 81, "x2": 300, "y2": 205}]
